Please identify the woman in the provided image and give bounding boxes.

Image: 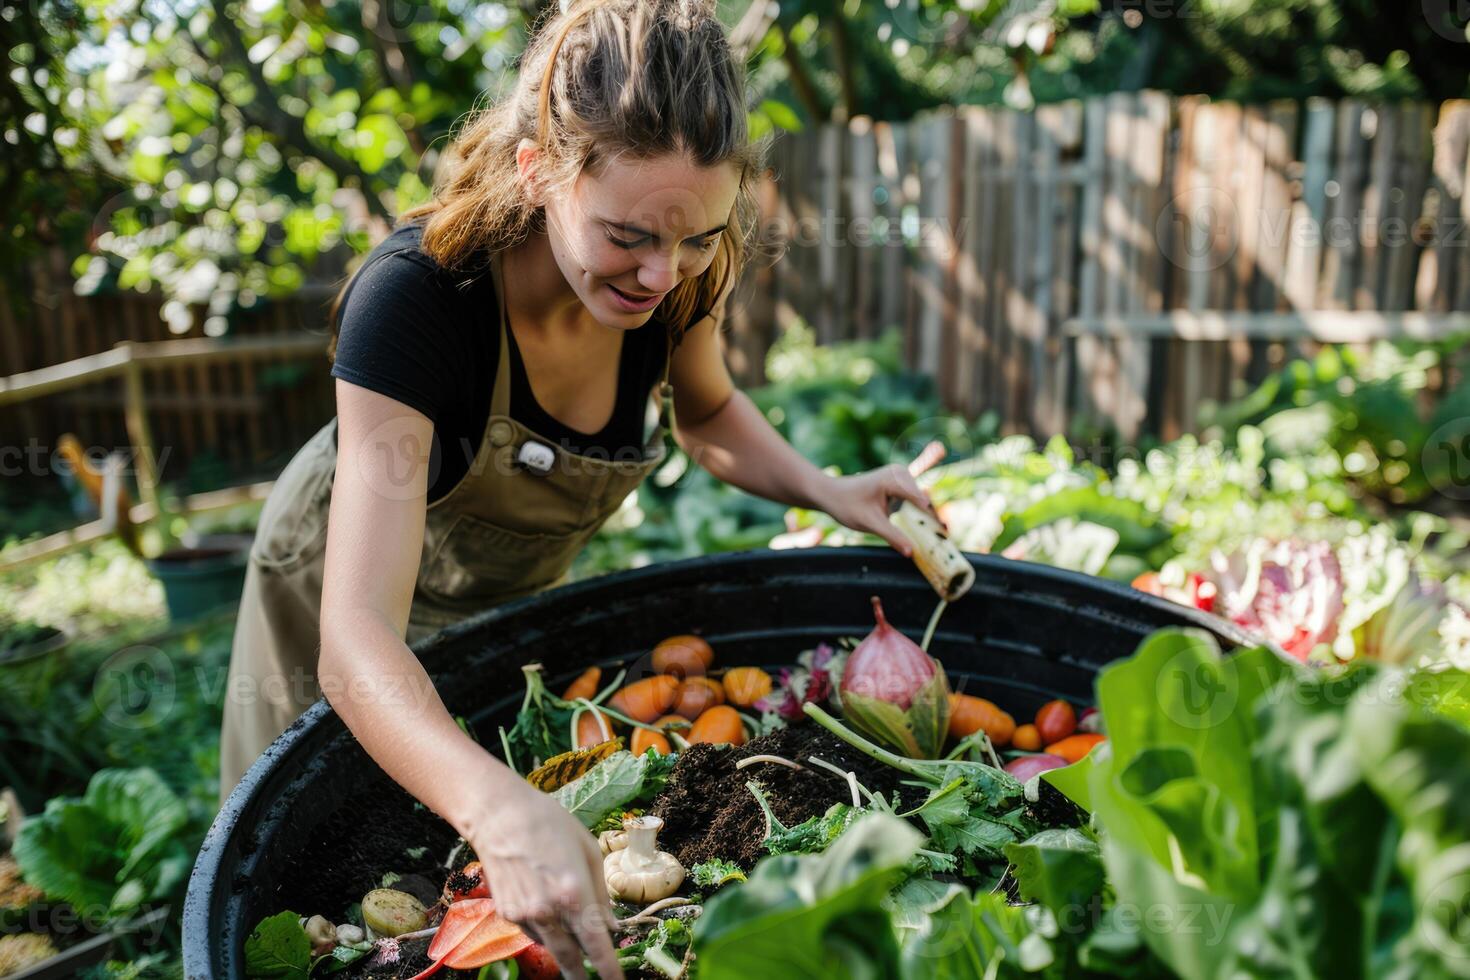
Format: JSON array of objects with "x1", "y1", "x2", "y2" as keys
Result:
[{"x1": 219, "y1": 1, "x2": 933, "y2": 975}]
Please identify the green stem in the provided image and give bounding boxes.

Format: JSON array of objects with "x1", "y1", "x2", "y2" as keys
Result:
[
  {"x1": 802, "y1": 703, "x2": 929, "y2": 780},
  {"x1": 744, "y1": 780, "x2": 790, "y2": 838},
  {"x1": 592, "y1": 667, "x2": 628, "y2": 705},
  {"x1": 498, "y1": 726, "x2": 519, "y2": 776},
  {"x1": 921, "y1": 598, "x2": 947, "y2": 653},
  {"x1": 573, "y1": 697, "x2": 663, "y2": 734}
]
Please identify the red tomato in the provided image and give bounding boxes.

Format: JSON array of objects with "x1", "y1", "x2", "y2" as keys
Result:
[
  {"x1": 1035, "y1": 699, "x2": 1077, "y2": 745},
  {"x1": 515, "y1": 942, "x2": 562, "y2": 979}
]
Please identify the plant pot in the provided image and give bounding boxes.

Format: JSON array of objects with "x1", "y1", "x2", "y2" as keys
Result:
[
  {"x1": 0, "y1": 626, "x2": 70, "y2": 669},
  {"x1": 145, "y1": 533, "x2": 253, "y2": 623},
  {"x1": 182, "y1": 548, "x2": 1254, "y2": 977}
]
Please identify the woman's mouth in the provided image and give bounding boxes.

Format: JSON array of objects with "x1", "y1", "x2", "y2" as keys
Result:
[{"x1": 606, "y1": 284, "x2": 666, "y2": 313}]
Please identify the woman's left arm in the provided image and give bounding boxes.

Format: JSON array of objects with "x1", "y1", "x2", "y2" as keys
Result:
[{"x1": 669, "y1": 306, "x2": 934, "y2": 556}]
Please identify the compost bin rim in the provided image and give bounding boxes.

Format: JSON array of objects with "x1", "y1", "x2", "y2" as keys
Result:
[{"x1": 182, "y1": 547, "x2": 1260, "y2": 976}]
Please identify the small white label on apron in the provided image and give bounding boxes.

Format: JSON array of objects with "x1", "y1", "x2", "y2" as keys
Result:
[{"x1": 517, "y1": 440, "x2": 556, "y2": 475}]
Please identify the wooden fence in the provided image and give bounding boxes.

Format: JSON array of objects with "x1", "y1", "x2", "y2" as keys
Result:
[
  {"x1": 5, "y1": 91, "x2": 1470, "y2": 500},
  {"x1": 754, "y1": 92, "x2": 1470, "y2": 441},
  {"x1": 0, "y1": 251, "x2": 338, "y2": 495}
]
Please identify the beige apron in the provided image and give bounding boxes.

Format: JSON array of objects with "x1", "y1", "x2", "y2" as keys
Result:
[{"x1": 219, "y1": 250, "x2": 674, "y2": 799}]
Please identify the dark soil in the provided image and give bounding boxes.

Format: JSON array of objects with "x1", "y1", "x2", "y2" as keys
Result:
[
  {"x1": 280, "y1": 784, "x2": 461, "y2": 923},
  {"x1": 650, "y1": 721, "x2": 925, "y2": 869}
]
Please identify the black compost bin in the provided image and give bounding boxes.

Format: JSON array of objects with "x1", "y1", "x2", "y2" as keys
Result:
[{"x1": 183, "y1": 548, "x2": 1252, "y2": 977}]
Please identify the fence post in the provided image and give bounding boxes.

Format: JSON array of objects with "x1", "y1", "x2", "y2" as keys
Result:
[{"x1": 118, "y1": 341, "x2": 162, "y2": 515}]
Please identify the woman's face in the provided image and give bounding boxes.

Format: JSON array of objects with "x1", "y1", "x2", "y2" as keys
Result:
[{"x1": 528, "y1": 145, "x2": 742, "y2": 328}]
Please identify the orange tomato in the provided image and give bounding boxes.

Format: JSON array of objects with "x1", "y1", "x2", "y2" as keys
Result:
[
  {"x1": 1044, "y1": 733, "x2": 1105, "y2": 764},
  {"x1": 608, "y1": 675, "x2": 680, "y2": 724},
  {"x1": 561, "y1": 666, "x2": 601, "y2": 702},
  {"x1": 673, "y1": 677, "x2": 726, "y2": 719},
  {"x1": 652, "y1": 635, "x2": 715, "y2": 679},
  {"x1": 1035, "y1": 699, "x2": 1077, "y2": 745},
  {"x1": 575, "y1": 707, "x2": 614, "y2": 748},
  {"x1": 631, "y1": 726, "x2": 672, "y2": 756},
  {"x1": 947, "y1": 694, "x2": 1016, "y2": 747},
  {"x1": 687, "y1": 705, "x2": 746, "y2": 746},
  {"x1": 1012, "y1": 723, "x2": 1042, "y2": 752},
  {"x1": 722, "y1": 667, "x2": 773, "y2": 707}
]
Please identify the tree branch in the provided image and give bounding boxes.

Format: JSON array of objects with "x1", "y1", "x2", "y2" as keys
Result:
[{"x1": 206, "y1": 0, "x2": 390, "y2": 218}]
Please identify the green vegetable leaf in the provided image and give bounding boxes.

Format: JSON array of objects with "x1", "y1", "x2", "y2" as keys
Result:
[
  {"x1": 551, "y1": 751, "x2": 648, "y2": 828},
  {"x1": 12, "y1": 767, "x2": 188, "y2": 916},
  {"x1": 688, "y1": 859, "x2": 747, "y2": 890},
  {"x1": 242, "y1": 910, "x2": 311, "y2": 980},
  {"x1": 1004, "y1": 828, "x2": 1105, "y2": 917},
  {"x1": 694, "y1": 813, "x2": 923, "y2": 979}
]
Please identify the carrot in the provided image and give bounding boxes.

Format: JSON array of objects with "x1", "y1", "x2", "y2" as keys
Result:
[
  {"x1": 1012, "y1": 723, "x2": 1042, "y2": 752},
  {"x1": 608, "y1": 675, "x2": 680, "y2": 724},
  {"x1": 722, "y1": 667, "x2": 772, "y2": 708},
  {"x1": 631, "y1": 727, "x2": 672, "y2": 756},
  {"x1": 687, "y1": 705, "x2": 746, "y2": 746},
  {"x1": 1044, "y1": 733, "x2": 1105, "y2": 764},
  {"x1": 1035, "y1": 700, "x2": 1077, "y2": 745},
  {"x1": 562, "y1": 666, "x2": 602, "y2": 702},
  {"x1": 575, "y1": 707, "x2": 614, "y2": 748},
  {"x1": 652, "y1": 635, "x2": 714, "y2": 679},
  {"x1": 673, "y1": 677, "x2": 726, "y2": 719},
  {"x1": 947, "y1": 693, "x2": 1015, "y2": 747}
]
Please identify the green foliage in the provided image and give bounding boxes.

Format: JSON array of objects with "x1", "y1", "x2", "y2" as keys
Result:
[
  {"x1": 1207, "y1": 335, "x2": 1470, "y2": 505},
  {"x1": 13, "y1": 768, "x2": 190, "y2": 917},
  {"x1": 242, "y1": 910, "x2": 310, "y2": 980},
  {"x1": 694, "y1": 813, "x2": 923, "y2": 979},
  {"x1": 1047, "y1": 628, "x2": 1470, "y2": 979}
]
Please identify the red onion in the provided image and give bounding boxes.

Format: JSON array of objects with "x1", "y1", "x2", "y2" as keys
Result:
[
  {"x1": 1004, "y1": 753, "x2": 1070, "y2": 782},
  {"x1": 838, "y1": 596, "x2": 951, "y2": 758}
]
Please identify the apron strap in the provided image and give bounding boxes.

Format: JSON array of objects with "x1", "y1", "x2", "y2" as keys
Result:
[{"x1": 489, "y1": 250, "x2": 513, "y2": 419}]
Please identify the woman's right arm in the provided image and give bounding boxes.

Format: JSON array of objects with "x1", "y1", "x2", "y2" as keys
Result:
[{"x1": 319, "y1": 379, "x2": 622, "y2": 980}]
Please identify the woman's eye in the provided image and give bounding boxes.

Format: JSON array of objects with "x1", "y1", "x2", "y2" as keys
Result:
[
  {"x1": 606, "y1": 231, "x2": 643, "y2": 249},
  {"x1": 698, "y1": 236, "x2": 719, "y2": 252}
]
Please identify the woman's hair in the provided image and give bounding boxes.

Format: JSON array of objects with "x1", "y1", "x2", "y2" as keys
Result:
[{"x1": 328, "y1": 0, "x2": 767, "y2": 356}]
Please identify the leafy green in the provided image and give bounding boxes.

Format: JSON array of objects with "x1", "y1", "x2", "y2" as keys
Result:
[
  {"x1": 1046, "y1": 628, "x2": 1470, "y2": 980},
  {"x1": 12, "y1": 767, "x2": 189, "y2": 916},
  {"x1": 694, "y1": 813, "x2": 923, "y2": 980},
  {"x1": 687, "y1": 859, "x2": 747, "y2": 890},
  {"x1": 242, "y1": 910, "x2": 311, "y2": 980},
  {"x1": 551, "y1": 750, "x2": 664, "y2": 829},
  {"x1": 503, "y1": 665, "x2": 578, "y2": 773}
]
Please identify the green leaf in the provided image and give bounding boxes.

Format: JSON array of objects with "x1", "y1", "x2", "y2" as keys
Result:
[
  {"x1": 551, "y1": 750, "x2": 647, "y2": 828},
  {"x1": 1004, "y1": 828, "x2": 1105, "y2": 917},
  {"x1": 12, "y1": 767, "x2": 188, "y2": 916},
  {"x1": 243, "y1": 910, "x2": 311, "y2": 980},
  {"x1": 694, "y1": 813, "x2": 922, "y2": 979}
]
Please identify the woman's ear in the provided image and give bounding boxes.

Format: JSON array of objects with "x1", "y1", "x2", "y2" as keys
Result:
[{"x1": 516, "y1": 138, "x2": 545, "y2": 206}]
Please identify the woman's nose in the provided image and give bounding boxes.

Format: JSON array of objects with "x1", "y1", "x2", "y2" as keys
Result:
[{"x1": 638, "y1": 251, "x2": 680, "y2": 295}]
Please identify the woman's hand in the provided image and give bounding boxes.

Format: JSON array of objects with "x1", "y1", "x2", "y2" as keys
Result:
[
  {"x1": 464, "y1": 777, "x2": 623, "y2": 980},
  {"x1": 814, "y1": 462, "x2": 938, "y2": 557}
]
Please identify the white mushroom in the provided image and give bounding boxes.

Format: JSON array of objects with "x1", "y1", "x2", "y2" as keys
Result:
[
  {"x1": 335, "y1": 923, "x2": 365, "y2": 945},
  {"x1": 303, "y1": 915, "x2": 337, "y2": 954},
  {"x1": 602, "y1": 815, "x2": 684, "y2": 904},
  {"x1": 599, "y1": 829, "x2": 629, "y2": 856}
]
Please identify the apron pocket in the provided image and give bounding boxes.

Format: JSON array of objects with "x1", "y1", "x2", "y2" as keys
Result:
[{"x1": 419, "y1": 512, "x2": 591, "y2": 603}]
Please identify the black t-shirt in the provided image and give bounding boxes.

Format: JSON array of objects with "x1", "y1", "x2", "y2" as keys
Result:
[{"x1": 330, "y1": 223, "x2": 669, "y2": 503}]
